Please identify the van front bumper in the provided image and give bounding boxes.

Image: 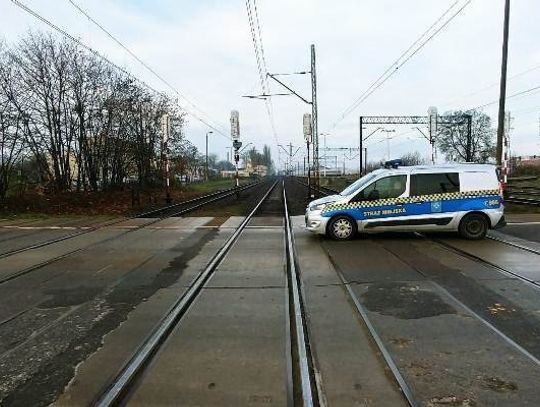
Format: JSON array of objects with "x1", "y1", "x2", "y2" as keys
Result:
[{"x1": 305, "y1": 209, "x2": 329, "y2": 235}]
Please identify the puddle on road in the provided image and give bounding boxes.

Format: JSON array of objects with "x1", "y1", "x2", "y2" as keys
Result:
[
  {"x1": 361, "y1": 282, "x2": 456, "y2": 319},
  {"x1": 39, "y1": 286, "x2": 103, "y2": 308}
]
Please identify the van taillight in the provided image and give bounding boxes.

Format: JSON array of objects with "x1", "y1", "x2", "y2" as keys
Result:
[{"x1": 499, "y1": 182, "x2": 506, "y2": 201}]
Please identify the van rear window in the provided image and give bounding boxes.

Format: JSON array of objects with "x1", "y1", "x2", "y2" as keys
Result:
[{"x1": 411, "y1": 173, "x2": 460, "y2": 196}]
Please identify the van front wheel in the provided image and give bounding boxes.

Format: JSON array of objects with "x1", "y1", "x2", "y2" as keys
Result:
[
  {"x1": 328, "y1": 216, "x2": 357, "y2": 240},
  {"x1": 459, "y1": 213, "x2": 488, "y2": 240}
]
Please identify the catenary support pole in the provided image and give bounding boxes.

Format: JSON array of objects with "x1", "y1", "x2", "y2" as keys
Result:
[
  {"x1": 496, "y1": 0, "x2": 510, "y2": 166},
  {"x1": 311, "y1": 44, "x2": 319, "y2": 197},
  {"x1": 359, "y1": 117, "x2": 363, "y2": 176}
]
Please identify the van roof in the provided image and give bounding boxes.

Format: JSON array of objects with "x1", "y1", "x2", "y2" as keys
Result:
[{"x1": 376, "y1": 163, "x2": 496, "y2": 175}]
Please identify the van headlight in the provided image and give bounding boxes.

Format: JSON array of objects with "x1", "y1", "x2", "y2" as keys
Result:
[{"x1": 311, "y1": 202, "x2": 331, "y2": 211}]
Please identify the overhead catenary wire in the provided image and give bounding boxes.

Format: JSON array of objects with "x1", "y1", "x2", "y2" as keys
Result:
[
  {"x1": 439, "y1": 62, "x2": 540, "y2": 109},
  {"x1": 65, "y1": 0, "x2": 231, "y2": 140},
  {"x1": 11, "y1": 0, "x2": 231, "y2": 141},
  {"x1": 471, "y1": 85, "x2": 540, "y2": 110},
  {"x1": 10, "y1": 0, "x2": 161, "y2": 95},
  {"x1": 329, "y1": 0, "x2": 472, "y2": 131},
  {"x1": 245, "y1": 0, "x2": 280, "y2": 146}
]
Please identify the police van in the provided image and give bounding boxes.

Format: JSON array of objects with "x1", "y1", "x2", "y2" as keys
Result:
[{"x1": 305, "y1": 162, "x2": 505, "y2": 240}]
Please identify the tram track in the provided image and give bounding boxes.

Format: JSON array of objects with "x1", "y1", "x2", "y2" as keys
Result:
[
  {"x1": 319, "y1": 231, "x2": 540, "y2": 406},
  {"x1": 378, "y1": 238, "x2": 540, "y2": 366},
  {"x1": 0, "y1": 182, "x2": 264, "y2": 285},
  {"x1": 93, "y1": 179, "x2": 321, "y2": 406},
  {"x1": 294, "y1": 179, "x2": 540, "y2": 404},
  {"x1": 424, "y1": 234, "x2": 540, "y2": 292},
  {"x1": 0, "y1": 182, "x2": 260, "y2": 260},
  {"x1": 323, "y1": 249, "x2": 418, "y2": 407}
]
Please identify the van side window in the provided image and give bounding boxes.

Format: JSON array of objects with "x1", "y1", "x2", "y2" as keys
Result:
[
  {"x1": 352, "y1": 175, "x2": 407, "y2": 202},
  {"x1": 411, "y1": 173, "x2": 460, "y2": 196}
]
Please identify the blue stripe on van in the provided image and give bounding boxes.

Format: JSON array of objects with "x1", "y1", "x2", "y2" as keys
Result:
[{"x1": 321, "y1": 195, "x2": 501, "y2": 221}]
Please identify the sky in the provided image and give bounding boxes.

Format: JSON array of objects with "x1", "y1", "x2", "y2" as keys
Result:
[{"x1": 2, "y1": 0, "x2": 540, "y2": 172}]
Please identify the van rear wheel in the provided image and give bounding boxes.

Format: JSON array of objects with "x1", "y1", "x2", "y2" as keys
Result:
[
  {"x1": 328, "y1": 216, "x2": 357, "y2": 240},
  {"x1": 459, "y1": 213, "x2": 488, "y2": 240}
]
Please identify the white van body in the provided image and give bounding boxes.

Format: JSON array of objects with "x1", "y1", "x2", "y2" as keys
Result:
[{"x1": 305, "y1": 164, "x2": 505, "y2": 240}]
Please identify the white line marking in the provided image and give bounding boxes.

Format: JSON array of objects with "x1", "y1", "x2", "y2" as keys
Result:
[{"x1": 96, "y1": 264, "x2": 113, "y2": 274}]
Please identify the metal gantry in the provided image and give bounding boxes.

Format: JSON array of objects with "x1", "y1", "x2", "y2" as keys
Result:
[{"x1": 359, "y1": 114, "x2": 472, "y2": 173}]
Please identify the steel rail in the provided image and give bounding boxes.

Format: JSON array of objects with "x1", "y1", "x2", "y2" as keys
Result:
[
  {"x1": 0, "y1": 182, "x2": 264, "y2": 285},
  {"x1": 382, "y1": 241, "x2": 540, "y2": 369},
  {"x1": 424, "y1": 235, "x2": 540, "y2": 292},
  {"x1": 505, "y1": 196, "x2": 540, "y2": 206},
  {"x1": 95, "y1": 180, "x2": 278, "y2": 406},
  {"x1": 487, "y1": 233, "x2": 540, "y2": 256},
  {"x1": 0, "y1": 182, "x2": 259, "y2": 259},
  {"x1": 323, "y1": 250, "x2": 418, "y2": 407},
  {"x1": 282, "y1": 180, "x2": 318, "y2": 406}
]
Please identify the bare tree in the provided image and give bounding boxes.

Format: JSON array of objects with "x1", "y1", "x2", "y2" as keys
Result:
[
  {"x1": 0, "y1": 31, "x2": 191, "y2": 197},
  {"x1": 0, "y1": 44, "x2": 26, "y2": 200},
  {"x1": 400, "y1": 151, "x2": 426, "y2": 166},
  {"x1": 437, "y1": 109, "x2": 495, "y2": 163}
]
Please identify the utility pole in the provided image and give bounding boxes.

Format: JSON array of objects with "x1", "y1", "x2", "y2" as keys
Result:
[
  {"x1": 205, "y1": 131, "x2": 213, "y2": 181},
  {"x1": 263, "y1": 46, "x2": 318, "y2": 193},
  {"x1": 278, "y1": 143, "x2": 301, "y2": 176},
  {"x1": 231, "y1": 110, "x2": 241, "y2": 193},
  {"x1": 502, "y1": 111, "x2": 512, "y2": 183},
  {"x1": 289, "y1": 142, "x2": 293, "y2": 175},
  {"x1": 303, "y1": 113, "x2": 312, "y2": 197},
  {"x1": 161, "y1": 114, "x2": 172, "y2": 204},
  {"x1": 496, "y1": 0, "x2": 511, "y2": 166},
  {"x1": 359, "y1": 117, "x2": 363, "y2": 175},
  {"x1": 311, "y1": 44, "x2": 319, "y2": 196},
  {"x1": 364, "y1": 148, "x2": 367, "y2": 174}
]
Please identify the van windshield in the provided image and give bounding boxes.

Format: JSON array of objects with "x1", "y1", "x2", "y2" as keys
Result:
[{"x1": 340, "y1": 172, "x2": 380, "y2": 196}]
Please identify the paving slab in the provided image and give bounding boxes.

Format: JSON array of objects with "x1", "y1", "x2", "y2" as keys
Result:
[
  {"x1": 220, "y1": 216, "x2": 245, "y2": 229},
  {"x1": 207, "y1": 229, "x2": 285, "y2": 288},
  {"x1": 505, "y1": 213, "x2": 540, "y2": 223},
  {"x1": 322, "y1": 238, "x2": 427, "y2": 283},
  {"x1": 0, "y1": 228, "x2": 124, "y2": 279},
  {"x1": 146, "y1": 216, "x2": 213, "y2": 228},
  {"x1": 1, "y1": 221, "x2": 232, "y2": 406},
  {"x1": 293, "y1": 224, "x2": 407, "y2": 406},
  {"x1": 437, "y1": 236, "x2": 540, "y2": 282},
  {"x1": 126, "y1": 221, "x2": 288, "y2": 406},
  {"x1": 249, "y1": 216, "x2": 283, "y2": 226},
  {"x1": 412, "y1": 238, "x2": 515, "y2": 281},
  {"x1": 55, "y1": 226, "x2": 236, "y2": 406},
  {"x1": 493, "y1": 223, "x2": 540, "y2": 246},
  {"x1": 128, "y1": 288, "x2": 287, "y2": 406},
  {"x1": 350, "y1": 281, "x2": 540, "y2": 406}
]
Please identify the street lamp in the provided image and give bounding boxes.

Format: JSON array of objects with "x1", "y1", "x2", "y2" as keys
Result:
[{"x1": 205, "y1": 131, "x2": 213, "y2": 181}]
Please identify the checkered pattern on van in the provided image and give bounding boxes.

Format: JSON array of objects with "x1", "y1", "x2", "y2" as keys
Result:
[{"x1": 321, "y1": 189, "x2": 499, "y2": 214}]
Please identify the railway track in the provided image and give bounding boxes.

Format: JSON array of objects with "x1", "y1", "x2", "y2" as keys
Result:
[
  {"x1": 293, "y1": 179, "x2": 540, "y2": 403},
  {"x1": 92, "y1": 179, "x2": 320, "y2": 406},
  {"x1": 3, "y1": 177, "x2": 539, "y2": 405},
  {"x1": 323, "y1": 249, "x2": 417, "y2": 406},
  {"x1": 0, "y1": 181, "x2": 264, "y2": 285},
  {"x1": 426, "y1": 234, "x2": 540, "y2": 292},
  {"x1": 320, "y1": 235, "x2": 540, "y2": 406},
  {"x1": 0, "y1": 182, "x2": 260, "y2": 260},
  {"x1": 505, "y1": 187, "x2": 540, "y2": 206}
]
